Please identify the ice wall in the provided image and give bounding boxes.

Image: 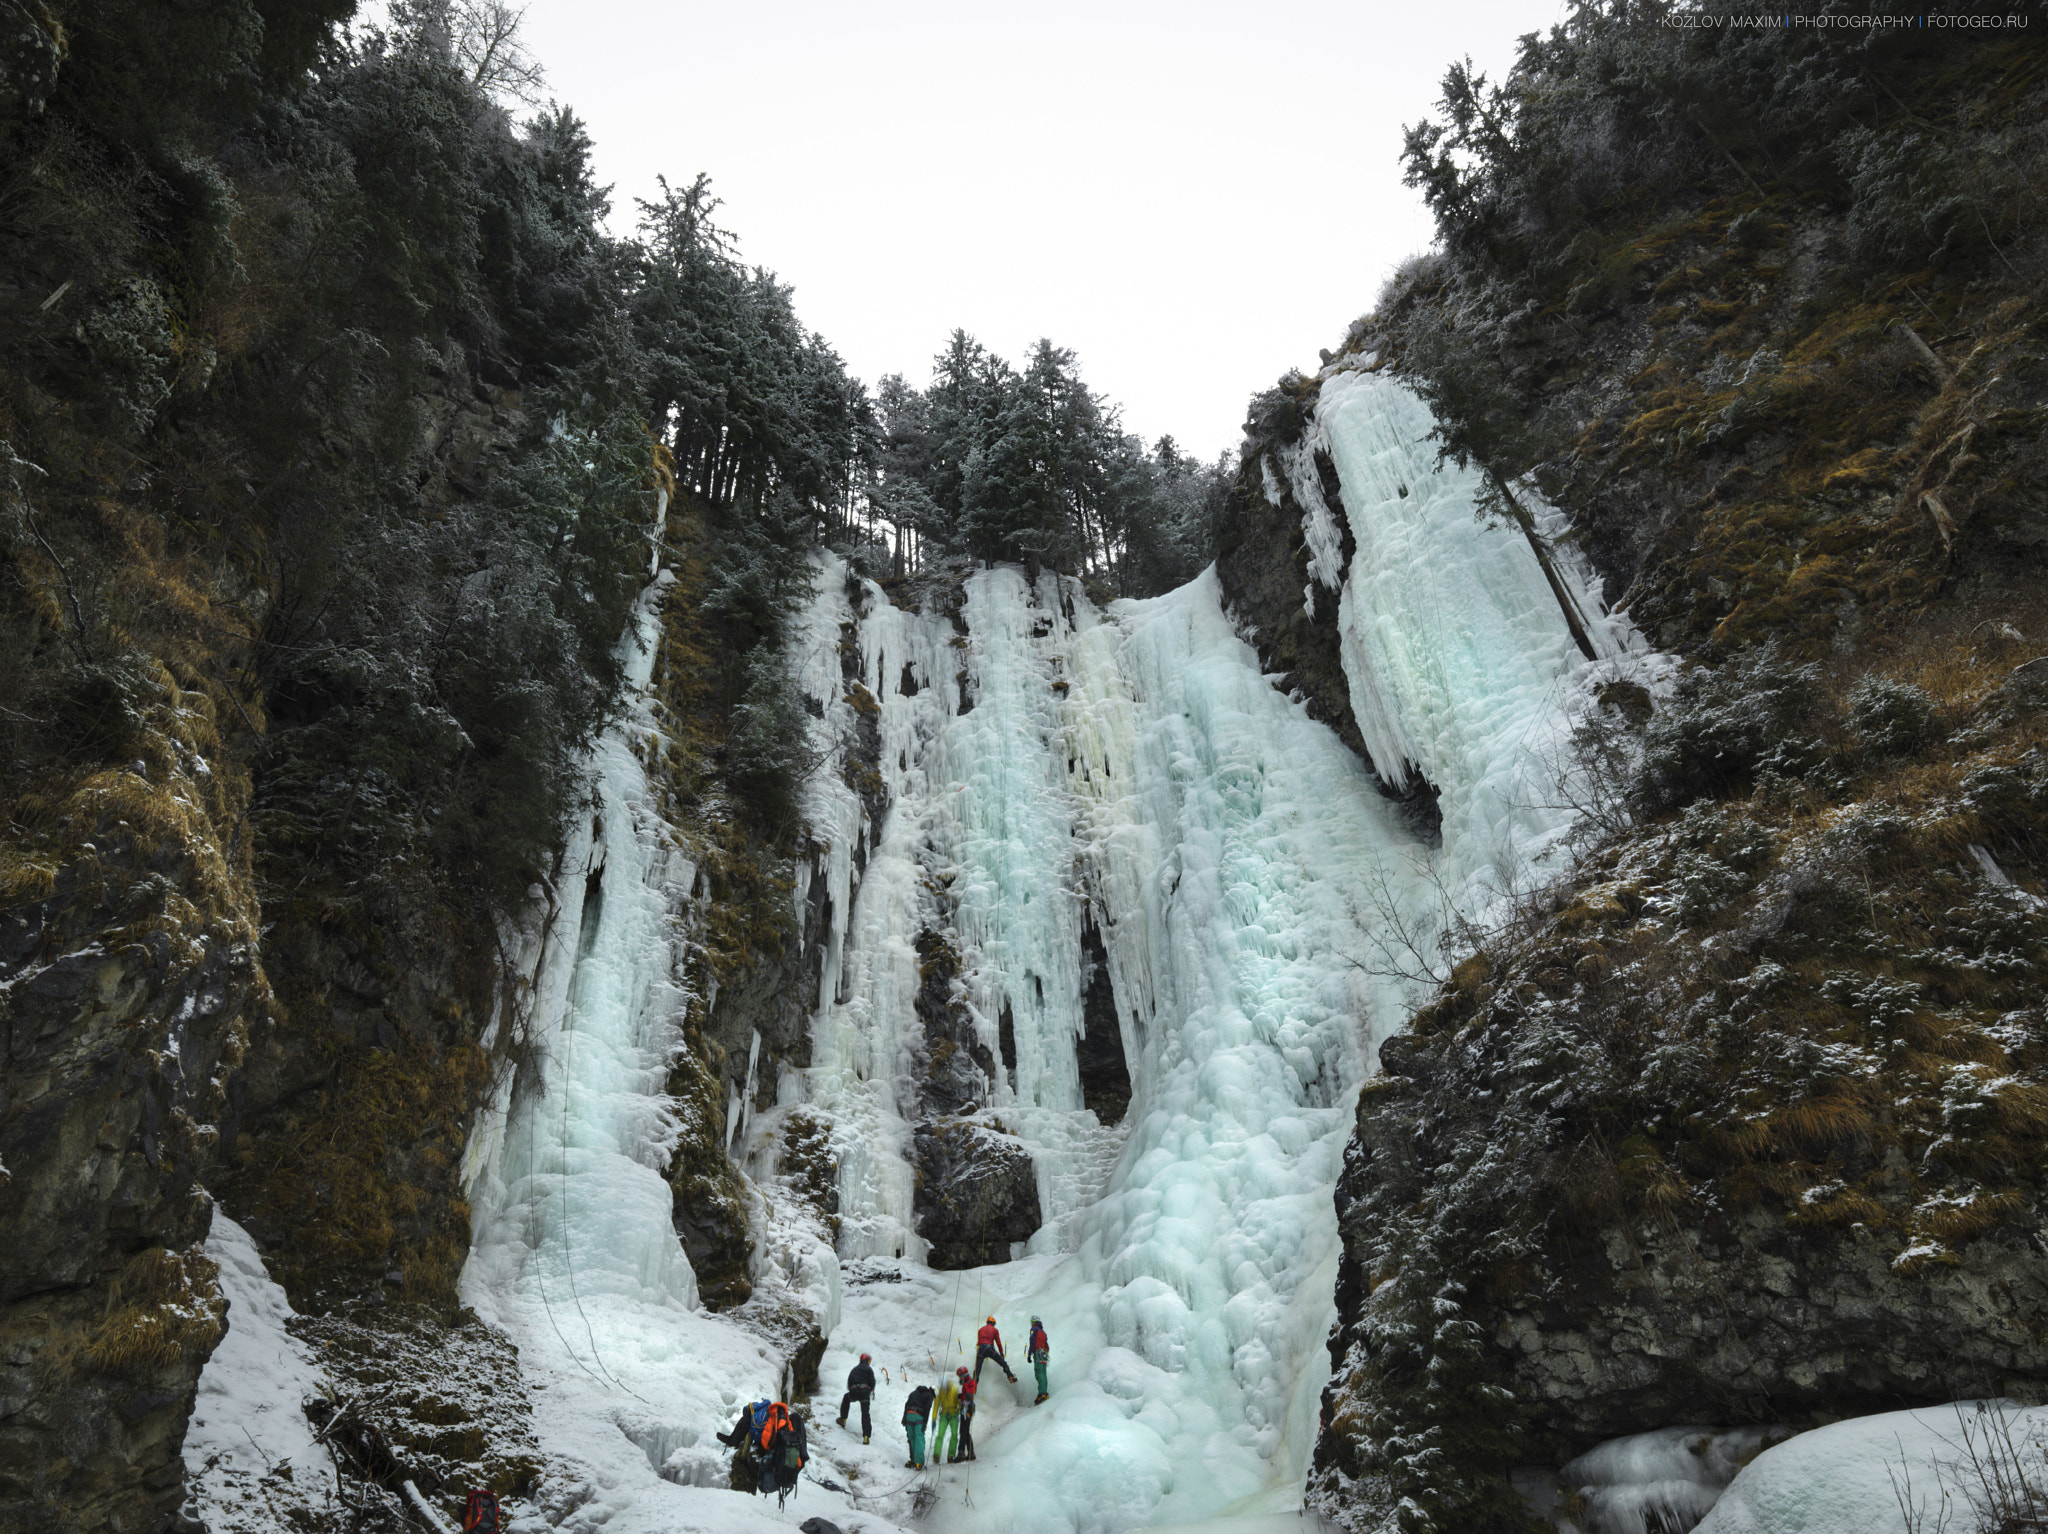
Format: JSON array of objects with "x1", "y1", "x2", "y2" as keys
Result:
[
  {"x1": 461, "y1": 576, "x2": 838, "y2": 1516},
  {"x1": 1312, "y1": 367, "x2": 1624, "y2": 908},
  {"x1": 795, "y1": 562, "x2": 1107, "y2": 1264},
  {"x1": 448, "y1": 369, "x2": 1620, "y2": 1534},
  {"x1": 787, "y1": 362, "x2": 1619, "y2": 1531}
]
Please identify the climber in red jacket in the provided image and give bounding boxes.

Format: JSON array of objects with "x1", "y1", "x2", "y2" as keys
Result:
[{"x1": 974, "y1": 1316, "x2": 1016, "y2": 1383}]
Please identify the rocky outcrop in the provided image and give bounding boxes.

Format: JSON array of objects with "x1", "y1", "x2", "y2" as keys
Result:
[
  {"x1": 0, "y1": 345, "x2": 558, "y2": 1532},
  {"x1": 1311, "y1": 717, "x2": 2048, "y2": 1531},
  {"x1": 914, "y1": 1116, "x2": 1041, "y2": 1270},
  {"x1": 212, "y1": 878, "x2": 498, "y2": 1310},
  {"x1": 700, "y1": 838, "x2": 828, "y2": 1112},
  {"x1": 1326, "y1": 1060, "x2": 2048, "y2": 1453},
  {"x1": 0, "y1": 716, "x2": 261, "y2": 1533},
  {"x1": 1213, "y1": 386, "x2": 1366, "y2": 769},
  {"x1": 915, "y1": 929, "x2": 997, "y2": 1120}
]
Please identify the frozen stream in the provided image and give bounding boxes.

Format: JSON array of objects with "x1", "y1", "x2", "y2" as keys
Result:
[{"x1": 446, "y1": 368, "x2": 1627, "y2": 1532}]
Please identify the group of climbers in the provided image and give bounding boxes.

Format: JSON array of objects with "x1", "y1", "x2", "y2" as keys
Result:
[
  {"x1": 716, "y1": 1314, "x2": 1055, "y2": 1494},
  {"x1": 893, "y1": 1315, "x2": 1050, "y2": 1468}
]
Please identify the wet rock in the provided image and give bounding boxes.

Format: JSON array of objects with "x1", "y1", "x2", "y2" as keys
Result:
[
  {"x1": 914, "y1": 1117, "x2": 1042, "y2": 1270},
  {"x1": 1213, "y1": 434, "x2": 1371, "y2": 770},
  {"x1": 1077, "y1": 922, "x2": 1131, "y2": 1124}
]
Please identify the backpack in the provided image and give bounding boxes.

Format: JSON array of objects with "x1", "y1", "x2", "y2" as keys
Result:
[
  {"x1": 759, "y1": 1401, "x2": 794, "y2": 1454},
  {"x1": 747, "y1": 1400, "x2": 773, "y2": 1441},
  {"x1": 462, "y1": 1490, "x2": 500, "y2": 1533},
  {"x1": 779, "y1": 1417, "x2": 806, "y2": 1470}
]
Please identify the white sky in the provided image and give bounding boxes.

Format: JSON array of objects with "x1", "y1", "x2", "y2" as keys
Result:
[{"x1": 508, "y1": 0, "x2": 1568, "y2": 459}]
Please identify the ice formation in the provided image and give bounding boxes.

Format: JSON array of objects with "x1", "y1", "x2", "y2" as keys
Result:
[
  {"x1": 444, "y1": 371, "x2": 1631, "y2": 1531},
  {"x1": 778, "y1": 370, "x2": 1632, "y2": 1532},
  {"x1": 459, "y1": 576, "x2": 857, "y2": 1530},
  {"x1": 1547, "y1": 1425, "x2": 1784, "y2": 1534}
]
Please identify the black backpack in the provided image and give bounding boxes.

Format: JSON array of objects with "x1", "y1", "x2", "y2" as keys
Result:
[{"x1": 463, "y1": 1489, "x2": 500, "y2": 1533}]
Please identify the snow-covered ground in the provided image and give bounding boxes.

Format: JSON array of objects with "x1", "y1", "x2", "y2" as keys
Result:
[{"x1": 1695, "y1": 1401, "x2": 2048, "y2": 1534}]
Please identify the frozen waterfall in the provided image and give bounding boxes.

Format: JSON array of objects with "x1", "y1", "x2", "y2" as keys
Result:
[
  {"x1": 461, "y1": 575, "x2": 842, "y2": 1528},
  {"x1": 454, "y1": 371, "x2": 1629, "y2": 1534},
  {"x1": 788, "y1": 370, "x2": 1626, "y2": 1532}
]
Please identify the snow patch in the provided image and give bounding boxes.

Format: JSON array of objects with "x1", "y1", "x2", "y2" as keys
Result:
[
  {"x1": 1696, "y1": 1401, "x2": 2048, "y2": 1534},
  {"x1": 181, "y1": 1211, "x2": 336, "y2": 1531}
]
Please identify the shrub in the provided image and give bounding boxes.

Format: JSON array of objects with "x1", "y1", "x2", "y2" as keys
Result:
[
  {"x1": 1634, "y1": 645, "x2": 1825, "y2": 815},
  {"x1": 1846, "y1": 675, "x2": 1936, "y2": 759}
]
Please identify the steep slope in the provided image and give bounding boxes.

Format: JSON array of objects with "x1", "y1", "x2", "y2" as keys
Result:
[{"x1": 1283, "y1": 20, "x2": 2048, "y2": 1534}]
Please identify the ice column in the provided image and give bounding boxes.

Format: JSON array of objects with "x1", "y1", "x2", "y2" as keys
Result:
[{"x1": 1314, "y1": 367, "x2": 1618, "y2": 903}]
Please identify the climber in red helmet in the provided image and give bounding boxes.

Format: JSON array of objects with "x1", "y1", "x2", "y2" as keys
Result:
[
  {"x1": 837, "y1": 1351, "x2": 876, "y2": 1443},
  {"x1": 954, "y1": 1366, "x2": 979, "y2": 1461}
]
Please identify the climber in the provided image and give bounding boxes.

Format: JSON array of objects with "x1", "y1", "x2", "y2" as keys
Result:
[
  {"x1": 953, "y1": 1366, "x2": 977, "y2": 1462},
  {"x1": 758, "y1": 1400, "x2": 807, "y2": 1509},
  {"x1": 837, "y1": 1352, "x2": 875, "y2": 1442},
  {"x1": 902, "y1": 1379, "x2": 936, "y2": 1469},
  {"x1": 974, "y1": 1315, "x2": 1016, "y2": 1383},
  {"x1": 931, "y1": 1370, "x2": 963, "y2": 1465},
  {"x1": 1028, "y1": 1315, "x2": 1050, "y2": 1404}
]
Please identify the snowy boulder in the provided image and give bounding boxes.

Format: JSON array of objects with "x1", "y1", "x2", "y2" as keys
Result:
[
  {"x1": 1694, "y1": 1400, "x2": 2048, "y2": 1534},
  {"x1": 913, "y1": 1115, "x2": 1042, "y2": 1268}
]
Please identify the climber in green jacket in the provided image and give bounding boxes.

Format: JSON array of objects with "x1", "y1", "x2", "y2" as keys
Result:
[{"x1": 1028, "y1": 1316, "x2": 1050, "y2": 1404}]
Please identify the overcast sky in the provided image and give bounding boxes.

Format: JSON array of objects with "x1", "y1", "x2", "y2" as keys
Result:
[{"x1": 504, "y1": 0, "x2": 1567, "y2": 459}]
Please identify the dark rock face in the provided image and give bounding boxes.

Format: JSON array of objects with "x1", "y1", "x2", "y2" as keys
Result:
[
  {"x1": 703, "y1": 837, "x2": 828, "y2": 1105},
  {"x1": 0, "y1": 854, "x2": 255, "y2": 1532},
  {"x1": 1496, "y1": 1206, "x2": 2048, "y2": 1440},
  {"x1": 214, "y1": 878, "x2": 499, "y2": 1309},
  {"x1": 680, "y1": 827, "x2": 836, "y2": 1311},
  {"x1": 1077, "y1": 922, "x2": 1131, "y2": 1124},
  {"x1": 666, "y1": 1030, "x2": 755, "y2": 1312},
  {"x1": 915, "y1": 930, "x2": 996, "y2": 1120},
  {"x1": 1213, "y1": 412, "x2": 1369, "y2": 770},
  {"x1": 914, "y1": 1117, "x2": 1042, "y2": 1270},
  {"x1": 1326, "y1": 1073, "x2": 2048, "y2": 1466}
]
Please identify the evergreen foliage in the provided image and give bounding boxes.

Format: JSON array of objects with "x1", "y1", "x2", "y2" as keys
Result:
[
  {"x1": 874, "y1": 330, "x2": 1227, "y2": 593},
  {"x1": 1370, "y1": 0, "x2": 2048, "y2": 502},
  {"x1": 1, "y1": 0, "x2": 1230, "y2": 920}
]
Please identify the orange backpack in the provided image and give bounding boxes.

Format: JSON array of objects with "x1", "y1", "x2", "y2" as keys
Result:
[{"x1": 759, "y1": 1401, "x2": 793, "y2": 1454}]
